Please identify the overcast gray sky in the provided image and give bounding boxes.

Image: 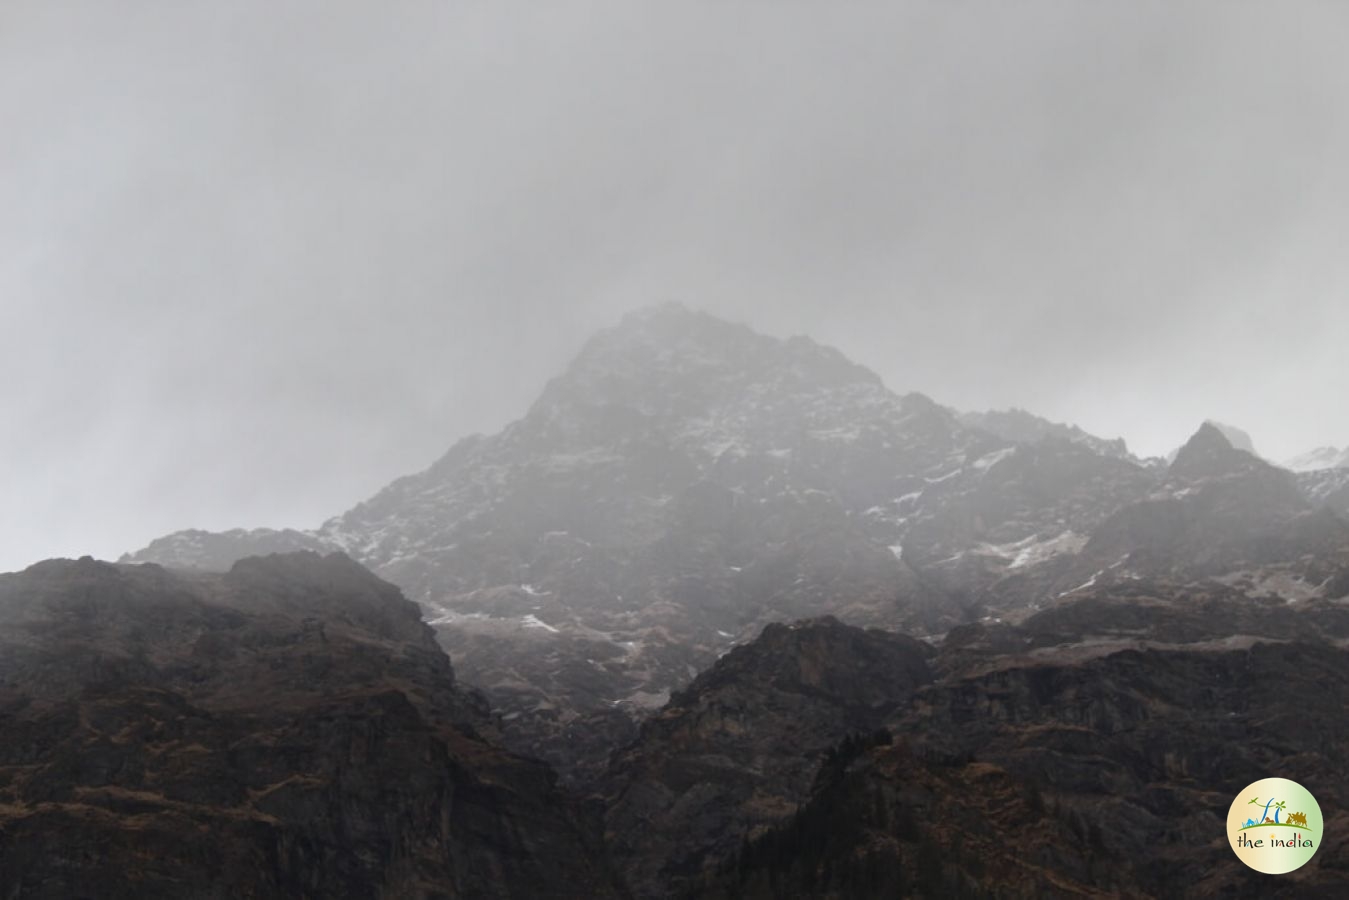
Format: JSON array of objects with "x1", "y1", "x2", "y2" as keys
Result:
[{"x1": 4, "y1": 2, "x2": 1348, "y2": 572}]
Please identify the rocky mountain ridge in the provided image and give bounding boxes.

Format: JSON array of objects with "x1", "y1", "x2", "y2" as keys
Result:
[
  {"x1": 617, "y1": 582, "x2": 1349, "y2": 898},
  {"x1": 122, "y1": 305, "x2": 1349, "y2": 786},
  {"x1": 603, "y1": 616, "x2": 934, "y2": 897},
  {"x1": 13, "y1": 549, "x2": 1349, "y2": 897},
  {"x1": 0, "y1": 552, "x2": 623, "y2": 899},
  {"x1": 957, "y1": 408, "x2": 1137, "y2": 463}
]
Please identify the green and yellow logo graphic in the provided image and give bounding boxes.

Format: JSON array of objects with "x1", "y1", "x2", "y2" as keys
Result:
[{"x1": 1227, "y1": 778, "x2": 1323, "y2": 874}]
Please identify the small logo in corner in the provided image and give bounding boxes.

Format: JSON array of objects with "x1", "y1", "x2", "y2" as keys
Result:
[{"x1": 1227, "y1": 778, "x2": 1322, "y2": 874}]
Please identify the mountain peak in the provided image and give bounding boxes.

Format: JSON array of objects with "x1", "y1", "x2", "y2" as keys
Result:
[
  {"x1": 529, "y1": 306, "x2": 884, "y2": 424},
  {"x1": 598, "y1": 305, "x2": 881, "y2": 384},
  {"x1": 1203, "y1": 420, "x2": 1259, "y2": 456},
  {"x1": 1169, "y1": 421, "x2": 1257, "y2": 480}
]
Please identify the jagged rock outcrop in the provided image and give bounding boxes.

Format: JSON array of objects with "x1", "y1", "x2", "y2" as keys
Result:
[
  {"x1": 0, "y1": 553, "x2": 623, "y2": 899},
  {"x1": 1168, "y1": 422, "x2": 1269, "y2": 482},
  {"x1": 603, "y1": 617, "x2": 933, "y2": 898},
  {"x1": 899, "y1": 437, "x2": 1157, "y2": 613},
  {"x1": 1043, "y1": 425, "x2": 1349, "y2": 603},
  {"x1": 958, "y1": 408, "x2": 1135, "y2": 462},
  {"x1": 126, "y1": 528, "x2": 332, "y2": 573},
  {"x1": 1205, "y1": 420, "x2": 1260, "y2": 458},
  {"x1": 668, "y1": 585, "x2": 1349, "y2": 898}
]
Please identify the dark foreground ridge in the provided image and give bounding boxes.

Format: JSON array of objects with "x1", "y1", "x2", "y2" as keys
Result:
[
  {"x1": 0, "y1": 553, "x2": 623, "y2": 899},
  {"x1": 5, "y1": 552, "x2": 1349, "y2": 898},
  {"x1": 604, "y1": 616, "x2": 935, "y2": 898},
  {"x1": 611, "y1": 584, "x2": 1349, "y2": 898}
]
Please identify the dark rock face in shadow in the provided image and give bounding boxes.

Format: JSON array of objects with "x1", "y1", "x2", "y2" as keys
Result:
[
  {"x1": 615, "y1": 587, "x2": 1349, "y2": 898},
  {"x1": 603, "y1": 616, "x2": 935, "y2": 897},
  {"x1": 0, "y1": 553, "x2": 623, "y2": 899}
]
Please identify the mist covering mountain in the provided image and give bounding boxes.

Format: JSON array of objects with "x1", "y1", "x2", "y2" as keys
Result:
[
  {"x1": 9, "y1": 2, "x2": 1349, "y2": 895},
  {"x1": 1285, "y1": 446, "x2": 1349, "y2": 473},
  {"x1": 123, "y1": 307, "x2": 1349, "y2": 788},
  {"x1": 6, "y1": 305, "x2": 1344, "y2": 896}
]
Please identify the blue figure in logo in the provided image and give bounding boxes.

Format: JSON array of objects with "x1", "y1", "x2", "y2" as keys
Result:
[{"x1": 1243, "y1": 818, "x2": 1259, "y2": 828}]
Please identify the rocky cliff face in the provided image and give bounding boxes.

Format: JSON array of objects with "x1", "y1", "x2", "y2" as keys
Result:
[
  {"x1": 0, "y1": 553, "x2": 623, "y2": 899},
  {"x1": 18, "y1": 553, "x2": 1348, "y2": 898},
  {"x1": 617, "y1": 584, "x2": 1349, "y2": 898},
  {"x1": 121, "y1": 307, "x2": 1349, "y2": 788},
  {"x1": 603, "y1": 617, "x2": 933, "y2": 897},
  {"x1": 1296, "y1": 467, "x2": 1349, "y2": 519},
  {"x1": 1043, "y1": 424, "x2": 1349, "y2": 606}
]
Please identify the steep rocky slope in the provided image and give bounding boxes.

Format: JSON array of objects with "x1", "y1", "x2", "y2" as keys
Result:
[
  {"x1": 0, "y1": 553, "x2": 622, "y2": 899},
  {"x1": 613, "y1": 585, "x2": 1349, "y2": 898},
  {"x1": 1295, "y1": 467, "x2": 1349, "y2": 519},
  {"x1": 1280, "y1": 445, "x2": 1349, "y2": 517},
  {"x1": 603, "y1": 618, "x2": 933, "y2": 897},
  {"x1": 122, "y1": 307, "x2": 1349, "y2": 787},
  {"x1": 123, "y1": 306, "x2": 1024, "y2": 781},
  {"x1": 1042, "y1": 424, "x2": 1349, "y2": 606}
]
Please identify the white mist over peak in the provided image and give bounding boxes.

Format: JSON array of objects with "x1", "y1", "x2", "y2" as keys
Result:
[{"x1": 1284, "y1": 446, "x2": 1349, "y2": 473}]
